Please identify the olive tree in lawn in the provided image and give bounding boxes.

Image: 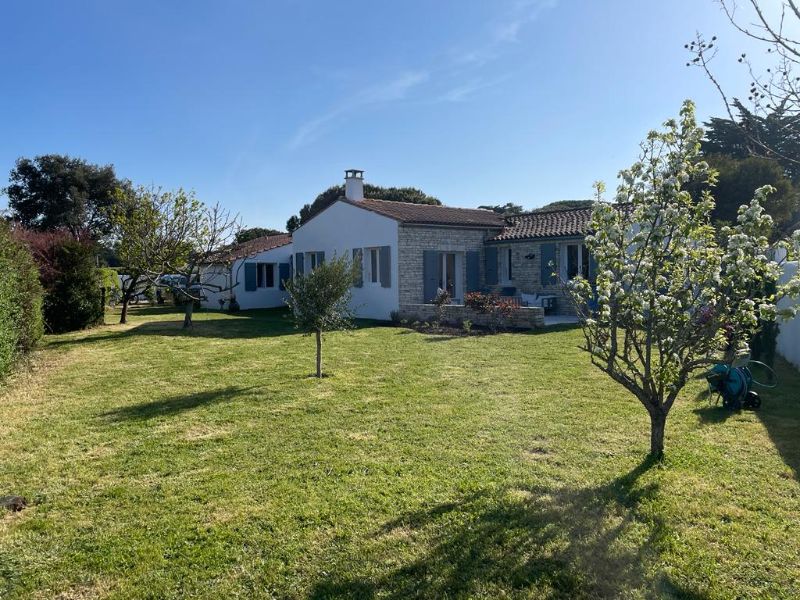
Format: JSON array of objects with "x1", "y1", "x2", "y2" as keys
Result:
[
  {"x1": 568, "y1": 100, "x2": 800, "y2": 458},
  {"x1": 283, "y1": 255, "x2": 357, "y2": 378}
]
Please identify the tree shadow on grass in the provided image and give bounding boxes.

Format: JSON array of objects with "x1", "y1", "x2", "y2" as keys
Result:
[
  {"x1": 692, "y1": 357, "x2": 800, "y2": 480},
  {"x1": 48, "y1": 311, "x2": 386, "y2": 347},
  {"x1": 419, "y1": 324, "x2": 581, "y2": 343},
  {"x1": 755, "y1": 357, "x2": 800, "y2": 479},
  {"x1": 692, "y1": 405, "x2": 737, "y2": 425},
  {"x1": 310, "y1": 457, "x2": 676, "y2": 599},
  {"x1": 100, "y1": 385, "x2": 260, "y2": 421}
]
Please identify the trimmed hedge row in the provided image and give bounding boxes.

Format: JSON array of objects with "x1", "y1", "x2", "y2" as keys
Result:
[{"x1": 0, "y1": 222, "x2": 43, "y2": 380}]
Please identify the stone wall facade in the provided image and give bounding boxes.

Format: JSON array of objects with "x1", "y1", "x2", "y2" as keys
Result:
[
  {"x1": 397, "y1": 224, "x2": 501, "y2": 305},
  {"x1": 488, "y1": 237, "x2": 585, "y2": 315},
  {"x1": 398, "y1": 303, "x2": 545, "y2": 329},
  {"x1": 397, "y1": 224, "x2": 585, "y2": 315}
]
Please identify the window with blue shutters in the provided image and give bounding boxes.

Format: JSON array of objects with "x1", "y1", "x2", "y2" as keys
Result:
[
  {"x1": 255, "y1": 263, "x2": 276, "y2": 288},
  {"x1": 362, "y1": 246, "x2": 391, "y2": 288},
  {"x1": 303, "y1": 251, "x2": 325, "y2": 271}
]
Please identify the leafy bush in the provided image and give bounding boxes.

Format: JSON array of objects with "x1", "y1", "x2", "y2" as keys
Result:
[
  {"x1": 16, "y1": 229, "x2": 103, "y2": 333},
  {"x1": 464, "y1": 291, "x2": 493, "y2": 313},
  {"x1": 43, "y1": 239, "x2": 104, "y2": 332},
  {"x1": 465, "y1": 291, "x2": 518, "y2": 333},
  {"x1": 99, "y1": 267, "x2": 121, "y2": 305},
  {"x1": 0, "y1": 222, "x2": 43, "y2": 380}
]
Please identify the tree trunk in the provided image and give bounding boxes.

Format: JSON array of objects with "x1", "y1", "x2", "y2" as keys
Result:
[
  {"x1": 119, "y1": 276, "x2": 138, "y2": 325},
  {"x1": 120, "y1": 299, "x2": 129, "y2": 324},
  {"x1": 315, "y1": 329, "x2": 322, "y2": 378},
  {"x1": 183, "y1": 300, "x2": 194, "y2": 328},
  {"x1": 649, "y1": 407, "x2": 667, "y2": 459}
]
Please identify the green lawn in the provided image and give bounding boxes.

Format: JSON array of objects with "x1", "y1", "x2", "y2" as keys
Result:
[{"x1": 1, "y1": 307, "x2": 799, "y2": 599}]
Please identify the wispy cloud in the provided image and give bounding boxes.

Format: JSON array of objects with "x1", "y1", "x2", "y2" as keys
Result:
[
  {"x1": 287, "y1": 0, "x2": 556, "y2": 149},
  {"x1": 288, "y1": 70, "x2": 429, "y2": 150},
  {"x1": 437, "y1": 74, "x2": 513, "y2": 103},
  {"x1": 454, "y1": 0, "x2": 557, "y2": 65}
]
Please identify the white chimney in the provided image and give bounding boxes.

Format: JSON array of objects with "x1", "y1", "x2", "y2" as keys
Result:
[{"x1": 344, "y1": 169, "x2": 364, "y2": 201}]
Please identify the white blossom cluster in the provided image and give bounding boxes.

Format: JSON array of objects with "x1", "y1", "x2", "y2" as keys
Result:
[{"x1": 568, "y1": 100, "x2": 800, "y2": 399}]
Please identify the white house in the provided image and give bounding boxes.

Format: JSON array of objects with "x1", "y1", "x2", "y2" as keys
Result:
[
  {"x1": 202, "y1": 170, "x2": 592, "y2": 322},
  {"x1": 290, "y1": 169, "x2": 557, "y2": 320},
  {"x1": 290, "y1": 171, "x2": 402, "y2": 320},
  {"x1": 201, "y1": 233, "x2": 293, "y2": 310}
]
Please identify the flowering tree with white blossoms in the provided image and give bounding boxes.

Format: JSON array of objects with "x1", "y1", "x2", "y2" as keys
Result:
[{"x1": 568, "y1": 100, "x2": 800, "y2": 458}]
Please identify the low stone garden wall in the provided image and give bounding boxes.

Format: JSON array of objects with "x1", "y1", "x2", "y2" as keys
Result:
[{"x1": 398, "y1": 303, "x2": 545, "y2": 330}]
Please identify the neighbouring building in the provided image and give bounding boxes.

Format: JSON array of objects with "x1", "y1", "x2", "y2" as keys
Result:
[{"x1": 201, "y1": 233, "x2": 293, "y2": 310}]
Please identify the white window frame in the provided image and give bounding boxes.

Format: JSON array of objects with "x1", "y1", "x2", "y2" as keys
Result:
[
  {"x1": 499, "y1": 246, "x2": 513, "y2": 284},
  {"x1": 256, "y1": 262, "x2": 277, "y2": 288},
  {"x1": 365, "y1": 247, "x2": 381, "y2": 286},
  {"x1": 305, "y1": 252, "x2": 317, "y2": 272},
  {"x1": 562, "y1": 243, "x2": 589, "y2": 281},
  {"x1": 438, "y1": 252, "x2": 462, "y2": 301}
]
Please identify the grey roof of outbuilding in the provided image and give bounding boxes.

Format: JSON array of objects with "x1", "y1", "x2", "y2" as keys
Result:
[
  {"x1": 210, "y1": 233, "x2": 292, "y2": 263},
  {"x1": 489, "y1": 206, "x2": 594, "y2": 241}
]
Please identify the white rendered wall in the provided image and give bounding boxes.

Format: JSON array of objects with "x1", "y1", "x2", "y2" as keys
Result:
[
  {"x1": 777, "y1": 261, "x2": 800, "y2": 369},
  {"x1": 200, "y1": 266, "x2": 230, "y2": 309},
  {"x1": 291, "y1": 201, "x2": 400, "y2": 320},
  {"x1": 201, "y1": 243, "x2": 293, "y2": 310}
]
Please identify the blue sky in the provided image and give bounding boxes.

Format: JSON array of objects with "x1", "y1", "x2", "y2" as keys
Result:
[{"x1": 0, "y1": 0, "x2": 784, "y2": 230}]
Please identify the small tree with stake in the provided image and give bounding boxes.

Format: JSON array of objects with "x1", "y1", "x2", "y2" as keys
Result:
[
  {"x1": 567, "y1": 100, "x2": 800, "y2": 459},
  {"x1": 283, "y1": 255, "x2": 357, "y2": 378}
]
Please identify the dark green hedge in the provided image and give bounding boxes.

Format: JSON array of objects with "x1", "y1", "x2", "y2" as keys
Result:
[
  {"x1": 0, "y1": 222, "x2": 44, "y2": 380},
  {"x1": 42, "y1": 239, "x2": 104, "y2": 333}
]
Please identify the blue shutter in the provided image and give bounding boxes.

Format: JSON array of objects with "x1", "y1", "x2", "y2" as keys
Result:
[
  {"x1": 279, "y1": 263, "x2": 290, "y2": 290},
  {"x1": 485, "y1": 246, "x2": 498, "y2": 286},
  {"x1": 423, "y1": 250, "x2": 439, "y2": 303},
  {"x1": 466, "y1": 251, "x2": 480, "y2": 292},
  {"x1": 317, "y1": 251, "x2": 325, "y2": 265},
  {"x1": 244, "y1": 262, "x2": 257, "y2": 291},
  {"x1": 541, "y1": 243, "x2": 557, "y2": 286},
  {"x1": 352, "y1": 248, "x2": 363, "y2": 287},
  {"x1": 379, "y1": 246, "x2": 391, "y2": 288},
  {"x1": 295, "y1": 252, "x2": 304, "y2": 276}
]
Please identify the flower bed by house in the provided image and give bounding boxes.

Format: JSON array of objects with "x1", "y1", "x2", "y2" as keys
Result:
[{"x1": 398, "y1": 303, "x2": 544, "y2": 330}]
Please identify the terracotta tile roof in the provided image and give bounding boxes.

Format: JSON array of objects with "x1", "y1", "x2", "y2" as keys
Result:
[
  {"x1": 490, "y1": 206, "x2": 594, "y2": 241},
  {"x1": 342, "y1": 198, "x2": 506, "y2": 228},
  {"x1": 211, "y1": 233, "x2": 292, "y2": 262}
]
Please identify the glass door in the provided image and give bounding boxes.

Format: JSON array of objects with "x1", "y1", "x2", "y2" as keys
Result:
[{"x1": 438, "y1": 252, "x2": 456, "y2": 297}]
